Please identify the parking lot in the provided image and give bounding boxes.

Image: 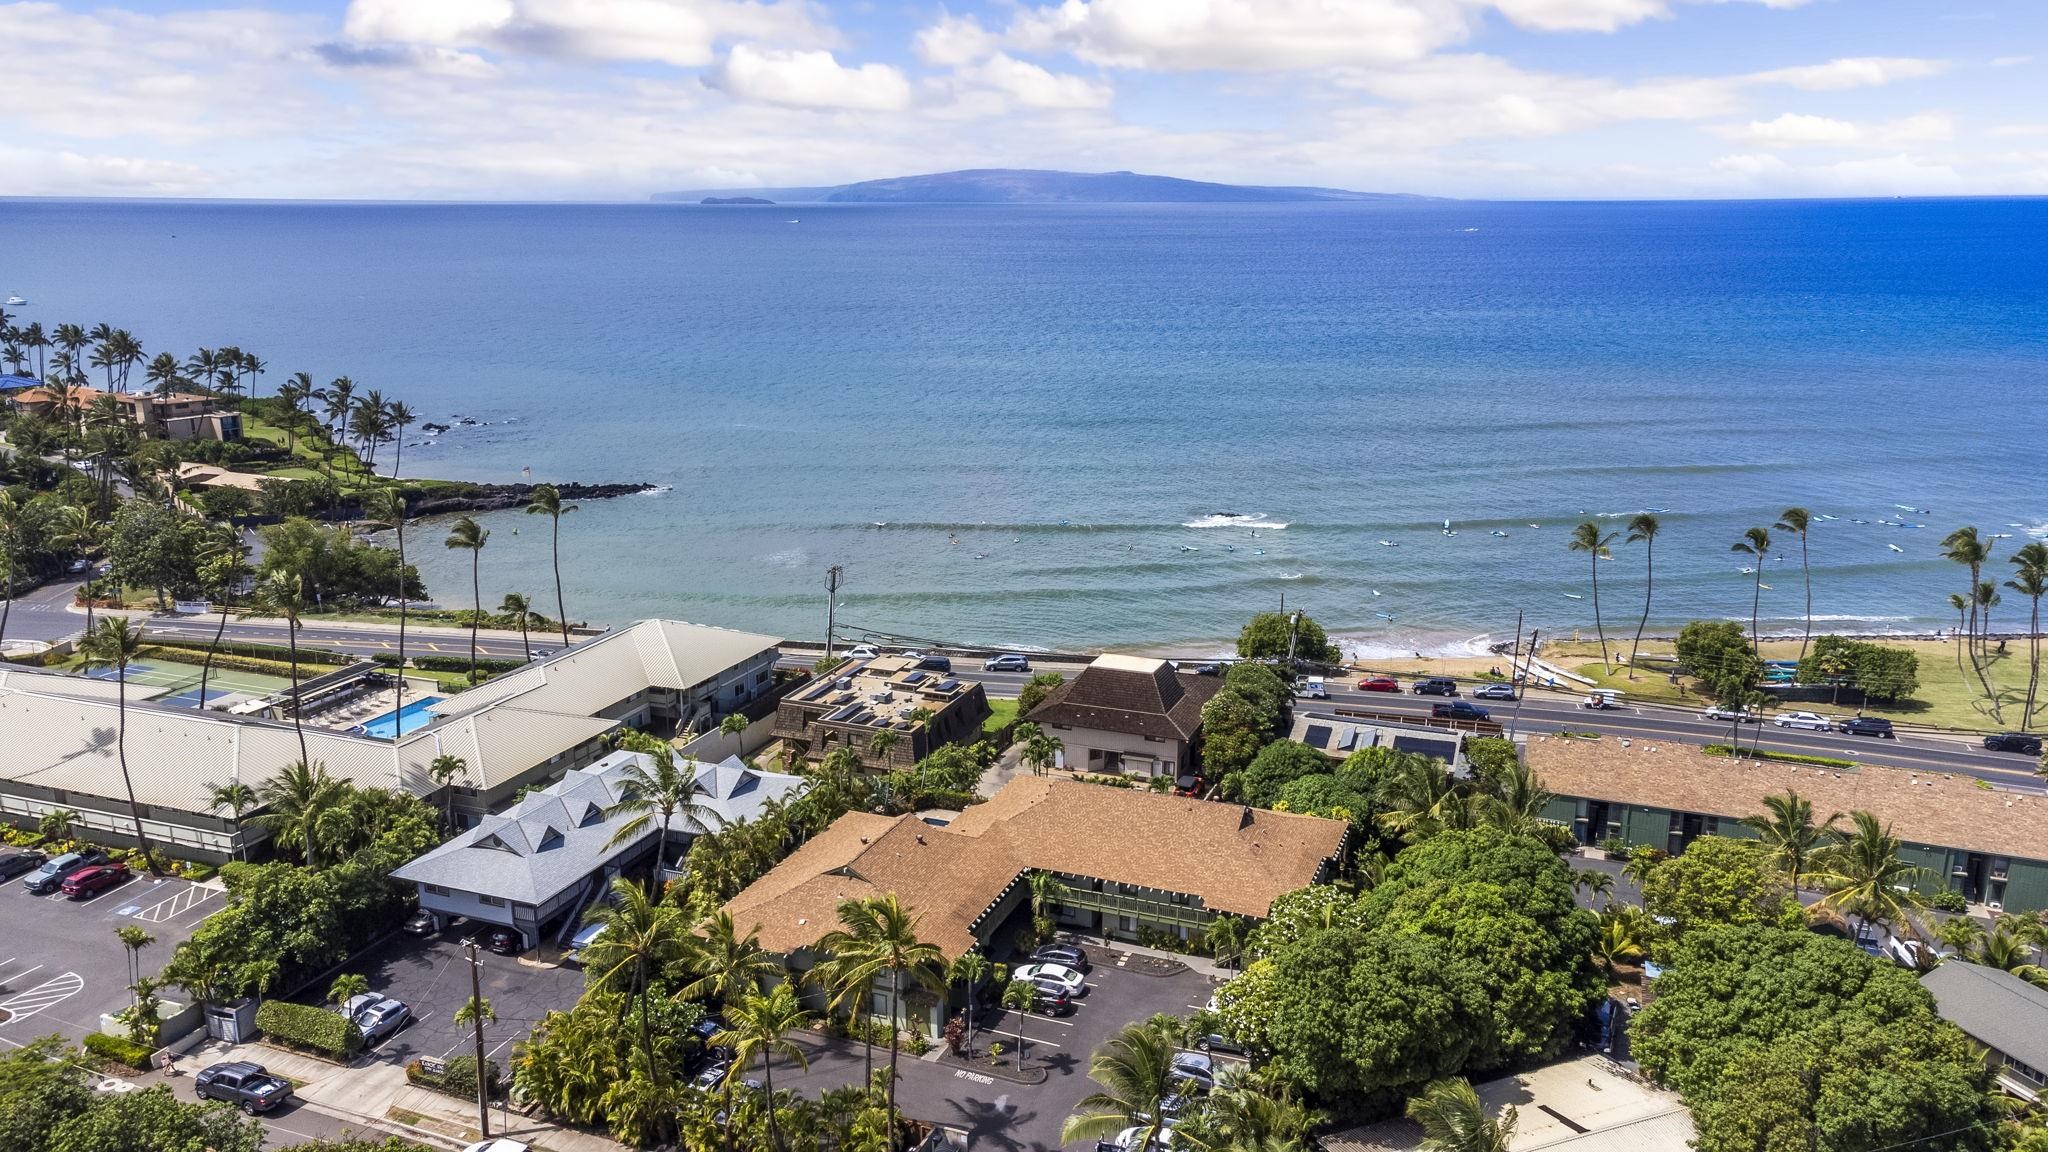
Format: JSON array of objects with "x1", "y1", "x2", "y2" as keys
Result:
[
  {"x1": 0, "y1": 866, "x2": 223, "y2": 1045},
  {"x1": 313, "y1": 928, "x2": 587, "y2": 1071},
  {"x1": 775, "y1": 942, "x2": 1229, "y2": 1151}
]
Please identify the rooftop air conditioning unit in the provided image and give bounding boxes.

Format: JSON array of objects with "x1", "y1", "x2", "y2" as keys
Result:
[{"x1": 836, "y1": 677, "x2": 852, "y2": 690}]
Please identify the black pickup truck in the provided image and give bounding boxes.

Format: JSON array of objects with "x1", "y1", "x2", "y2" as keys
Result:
[{"x1": 195, "y1": 1061, "x2": 293, "y2": 1114}]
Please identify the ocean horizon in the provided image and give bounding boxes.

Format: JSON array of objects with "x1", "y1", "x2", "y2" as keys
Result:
[{"x1": 4, "y1": 196, "x2": 2044, "y2": 656}]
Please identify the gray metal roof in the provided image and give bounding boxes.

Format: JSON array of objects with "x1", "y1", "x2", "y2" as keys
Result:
[
  {"x1": 392, "y1": 750, "x2": 804, "y2": 906},
  {"x1": 1922, "y1": 960, "x2": 2048, "y2": 1071}
]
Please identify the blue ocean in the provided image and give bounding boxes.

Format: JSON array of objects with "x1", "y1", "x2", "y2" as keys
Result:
[{"x1": 3, "y1": 197, "x2": 2044, "y2": 654}]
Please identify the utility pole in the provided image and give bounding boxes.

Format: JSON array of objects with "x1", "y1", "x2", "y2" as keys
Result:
[
  {"x1": 1284, "y1": 610, "x2": 1302, "y2": 672},
  {"x1": 464, "y1": 940, "x2": 490, "y2": 1139},
  {"x1": 824, "y1": 565, "x2": 843, "y2": 661},
  {"x1": 1508, "y1": 628, "x2": 1537, "y2": 739}
]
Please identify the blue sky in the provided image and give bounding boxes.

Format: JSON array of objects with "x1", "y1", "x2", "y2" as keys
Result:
[{"x1": 1, "y1": 0, "x2": 2042, "y2": 199}]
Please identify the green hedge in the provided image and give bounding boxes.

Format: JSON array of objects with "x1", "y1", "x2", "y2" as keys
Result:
[
  {"x1": 408, "y1": 655, "x2": 524, "y2": 675},
  {"x1": 1702, "y1": 744, "x2": 1856, "y2": 770},
  {"x1": 406, "y1": 1055, "x2": 500, "y2": 1101},
  {"x1": 85, "y1": 1031, "x2": 155, "y2": 1070},
  {"x1": 146, "y1": 637, "x2": 350, "y2": 667},
  {"x1": 256, "y1": 999, "x2": 362, "y2": 1060}
]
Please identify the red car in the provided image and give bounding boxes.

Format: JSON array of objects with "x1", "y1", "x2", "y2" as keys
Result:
[
  {"x1": 1357, "y1": 676, "x2": 1399, "y2": 692},
  {"x1": 61, "y1": 862, "x2": 130, "y2": 899}
]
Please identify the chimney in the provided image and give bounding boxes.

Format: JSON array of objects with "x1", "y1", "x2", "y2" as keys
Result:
[
  {"x1": 1239, "y1": 806, "x2": 1254, "y2": 829},
  {"x1": 916, "y1": 834, "x2": 927, "y2": 845}
]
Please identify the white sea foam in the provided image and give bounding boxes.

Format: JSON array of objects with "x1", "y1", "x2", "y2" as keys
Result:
[
  {"x1": 638, "y1": 484, "x2": 674, "y2": 496},
  {"x1": 1183, "y1": 513, "x2": 1289, "y2": 530}
]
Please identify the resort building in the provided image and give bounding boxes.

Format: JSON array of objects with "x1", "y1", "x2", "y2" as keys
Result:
[
  {"x1": 393, "y1": 749, "x2": 803, "y2": 950},
  {"x1": 1527, "y1": 735, "x2": 2048, "y2": 913},
  {"x1": 1921, "y1": 961, "x2": 2048, "y2": 1103},
  {"x1": 724, "y1": 776, "x2": 1349, "y2": 1027},
  {"x1": 1287, "y1": 710, "x2": 1467, "y2": 769},
  {"x1": 771, "y1": 654, "x2": 990, "y2": 770},
  {"x1": 1022, "y1": 654, "x2": 1223, "y2": 786},
  {"x1": 0, "y1": 619, "x2": 782, "y2": 860},
  {"x1": 7, "y1": 384, "x2": 242, "y2": 441}
]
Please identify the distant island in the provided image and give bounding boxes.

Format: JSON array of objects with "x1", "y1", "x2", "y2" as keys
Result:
[{"x1": 655, "y1": 168, "x2": 1433, "y2": 205}]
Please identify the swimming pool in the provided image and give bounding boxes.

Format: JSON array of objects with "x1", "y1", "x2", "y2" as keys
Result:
[{"x1": 355, "y1": 696, "x2": 444, "y2": 739}]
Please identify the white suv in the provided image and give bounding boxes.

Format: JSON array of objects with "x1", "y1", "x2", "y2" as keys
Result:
[{"x1": 1774, "y1": 711, "x2": 1833, "y2": 731}]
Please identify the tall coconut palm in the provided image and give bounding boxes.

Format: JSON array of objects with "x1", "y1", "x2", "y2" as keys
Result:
[
  {"x1": 257, "y1": 569, "x2": 313, "y2": 768},
  {"x1": 444, "y1": 516, "x2": 489, "y2": 681},
  {"x1": 1060, "y1": 1022, "x2": 1182, "y2": 1151},
  {"x1": 252, "y1": 760, "x2": 344, "y2": 868},
  {"x1": 813, "y1": 924, "x2": 882, "y2": 1090},
  {"x1": 19, "y1": 321, "x2": 48, "y2": 379},
  {"x1": 194, "y1": 526, "x2": 251, "y2": 717},
  {"x1": 947, "y1": 952, "x2": 990, "y2": 1046},
  {"x1": 1407, "y1": 1077, "x2": 1517, "y2": 1152},
  {"x1": 385, "y1": 400, "x2": 417, "y2": 480},
  {"x1": 0, "y1": 490, "x2": 22, "y2": 651},
  {"x1": 1809, "y1": 810, "x2": 1929, "y2": 945},
  {"x1": 1622, "y1": 513, "x2": 1660, "y2": 679},
  {"x1": 53, "y1": 323, "x2": 88, "y2": 379},
  {"x1": 1948, "y1": 593, "x2": 1970, "y2": 682},
  {"x1": 204, "y1": 780, "x2": 259, "y2": 862},
  {"x1": 602, "y1": 744, "x2": 711, "y2": 881},
  {"x1": 1976, "y1": 578, "x2": 2005, "y2": 723},
  {"x1": 238, "y1": 351, "x2": 265, "y2": 404},
  {"x1": 867, "y1": 728, "x2": 902, "y2": 770},
  {"x1": 363, "y1": 488, "x2": 412, "y2": 740},
  {"x1": 524, "y1": 485, "x2": 577, "y2": 648},
  {"x1": 1001, "y1": 977, "x2": 1037, "y2": 1066},
  {"x1": 428, "y1": 754, "x2": 467, "y2": 828},
  {"x1": 1775, "y1": 507, "x2": 1815, "y2": 662},
  {"x1": 78, "y1": 617, "x2": 162, "y2": 873},
  {"x1": 1731, "y1": 526, "x2": 1772, "y2": 655},
  {"x1": 713, "y1": 983, "x2": 813, "y2": 1152},
  {"x1": 116, "y1": 924, "x2": 157, "y2": 992},
  {"x1": 1943, "y1": 527, "x2": 1997, "y2": 697},
  {"x1": 1567, "y1": 521, "x2": 1619, "y2": 669},
  {"x1": 320, "y1": 375, "x2": 356, "y2": 445},
  {"x1": 500, "y1": 592, "x2": 535, "y2": 659},
  {"x1": 1740, "y1": 789, "x2": 1840, "y2": 893},
  {"x1": 2008, "y1": 542, "x2": 2048, "y2": 727},
  {"x1": 824, "y1": 894, "x2": 946, "y2": 1127},
  {"x1": 680, "y1": 910, "x2": 779, "y2": 1007},
  {"x1": 1028, "y1": 871, "x2": 1069, "y2": 941},
  {"x1": 579, "y1": 877, "x2": 691, "y2": 1087},
  {"x1": 144, "y1": 352, "x2": 184, "y2": 398}
]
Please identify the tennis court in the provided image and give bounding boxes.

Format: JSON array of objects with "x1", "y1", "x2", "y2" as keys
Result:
[{"x1": 78, "y1": 660, "x2": 293, "y2": 705}]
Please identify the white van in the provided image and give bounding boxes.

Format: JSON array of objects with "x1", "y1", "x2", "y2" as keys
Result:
[{"x1": 1295, "y1": 676, "x2": 1328, "y2": 699}]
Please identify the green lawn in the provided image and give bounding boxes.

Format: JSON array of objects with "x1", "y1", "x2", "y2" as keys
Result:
[{"x1": 983, "y1": 698, "x2": 1019, "y2": 738}]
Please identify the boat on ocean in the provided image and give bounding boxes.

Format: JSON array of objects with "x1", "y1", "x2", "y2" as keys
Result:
[
  {"x1": 1378, "y1": 540, "x2": 1399, "y2": 547},
  {"x1": 1563, "y1": 593, "x2": 1583, "y2": 600},
  {"x1": 1490, "y1": 530, "x2": 1508, "y2": 537},
  {"x1": 3, "y1": 295, "x2": 24, "y2": 306},
  {"x1": 1739, "y1": 566, "x2": 1756, "y2": 574},
  {"x1": 1888, "y1": 544, "x2": 1905, "y2": 553}
]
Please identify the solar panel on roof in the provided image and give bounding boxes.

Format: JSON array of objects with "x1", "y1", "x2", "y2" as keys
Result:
[
  {"x1": 902, "y1": 670, "x2": 927, "y2": 685},
  {"x1": 1303, "y1": 724, "x2": 1333, "y2": 749},
  {"x1": 1391, "y1": 735, "x2": 1455, "y2": 760},
  {"x1": 934, "y1": 678, "x2": 959, "y2": 692}
]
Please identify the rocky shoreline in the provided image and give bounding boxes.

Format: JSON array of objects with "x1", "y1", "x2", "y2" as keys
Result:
[{"x1": 406, "y1": 481, "x2": 659, "y2": 517}]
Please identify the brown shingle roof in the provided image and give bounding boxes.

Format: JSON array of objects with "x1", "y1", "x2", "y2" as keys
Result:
[
  {"x1": 723, "y1": 776, "x2": 1349, "y2": 958},
  {"x1": 1026, "y1": 657, "x2": 1223, "y2": 741},
  {"x1": 1526, "y1": 736, "x2": 2048, "y2": 863}
]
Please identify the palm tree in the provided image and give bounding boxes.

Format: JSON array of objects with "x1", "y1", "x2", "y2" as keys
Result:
[
  {"x1": 238, "y1": 351, "x2": 265, "y2": 404},
  {"x1": 867, "y1": 728, "x2": 902, "y2": 769},
  {"x1": 1591, "y1": 908, "x2": 1646, "y2": 985},
  {"x1": 1732, "y1": 526, "x2": 1772, "y2": 654},
  {"x1": 580, "y1": 877, "x2": 690, "y2": 1080},
  {"x1": 116, "y1": 925, "x2": 156, "y2": 992},
  {"x1": 1568, "y1": 521, "x2": 1619, "y2": 669},
  {"x1": 1001, "y1": 978, "x2": 1037, "y2": 1066},
  {"x1": 1572, "y1": 869, "x2": 1615, "y2": 907},
  {"x1": 144, "y1": 352, "x2": 183, "y2": 398},
  {"x1": 1059, "y1": 1022, "x2": 1181, "y2": 1151},
  {"x1": 679, "y1": 910, "x2": 779, "y2": 1006},
  {"x1": 602, "y1": 744, "x2": 711, "y2": 881},
  {"x1": 204, "y1": 781, "x2": 259, "y2": 862},
  {"x1": 327, "y1": 972, "x2": 369, "y2": 1007},
  {"x1": 1407, "y1": 1077, "x2": 1517, "y2": 1152},
  {"x1": 2009, "y1": 542, "x2": 2048, "y2": 728},
  {"x1": 1019, "y1": 722, "x2": 1064, "y2": 777},
  {"x1": 257, "y1": 569, "x2": 313, "y2": 767},
  {"x1": 320, "y1": 375, "x2": 356, "y2": 445},
  {"x1": 1775, "y1": 508, "x2": 1815, "y2": 662},
  {"x1": 428, "y1": 754, "x2": 467, "y2": 828},
  {"x1": 1944, "y1": 526, "x2": 1998, "y2": 705},
  {"x1": 194, "y1": 526, "x2": 250, "y2": 717},
  {"x1": 364, "y1": 488, "x2": 411, "y2": 739},
  {"x1": 525, "y1": 484, "x2": 577, "y2": 648},
  {"x1": 500, "y1": 592, "x2": 535, "y2": 659},
  {"x1": 1740, "y1": 789, "x2": 1840, "y2": 893},
  {"x1": 947, "y1": 952, "x2": 990, "y2": 1047},
  {"x1": 1949, "y1": 593, "x2": 1971, "y2": 681},
  {"x1": 1476, "y1": 755, "x2": 1552, "y2": 836},
  {"x1": 0, "y1": 491, "x2": 22, "y2": 651},
  {"x1": 385, "y1": 400, "x2": 417, "y2": 480},
  {"x1": 444, "y1": 516, "x2": 489, "y2": 681},
  {"x1": 19, "y1": 321, "x2": 48, "y2": 379},
  {"x1": 1975, "y1": 922, "x2": 2048, "y2": 987},
  {"x1": 252, "y1": 760, "x2": 344, "y2": 868},
  {"x1": 719, "y1": 712, "x2": 751, "y2": 758},
  {"x1": 53, "y1": 323, "x2": 88, "y2": 379},
  {"x1": 78, "y1": 617, "x2": 161, "y2": 874},
  {"x1": 1809, "y1": 810, "x2": 1930, "y2": 945},
  {"x1": 713, "y1": 983, "x2": 812, "y2": 1152},
  {"x1": 1623, "y1": 513, "x2": 1660, "y2": 679},
  {"x1": 1028, "y1": 871, "x2": 1069, "y2": 941},
  {"x1": 822, "y1": 894, "x2": 946, "y2": 1128}
]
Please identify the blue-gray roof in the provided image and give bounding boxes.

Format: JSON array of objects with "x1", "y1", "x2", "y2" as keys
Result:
[
  {"x1": 1922, "y1": 960, "x2": 2048, "y2": 1072},
  {"x1": 393, "y1": 750, "x2": 803, "y2": 905}
]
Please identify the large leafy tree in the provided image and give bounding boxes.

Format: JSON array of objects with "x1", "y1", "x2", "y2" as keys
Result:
[
  {"x1": 46, "y1": 1085, "x2": 262, "y2": 1152},
  {"x1": 1237, "y1": 611, "x2": 1340, "y2": 664},
  {"x1": 1639, "y1": 836, "x2": 1793, "y2": 936},
  {"x1": 1232, "y1": 740, "x2": 1331, "y2": 807}
]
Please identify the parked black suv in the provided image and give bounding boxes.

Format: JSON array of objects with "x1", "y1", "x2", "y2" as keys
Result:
[
  {"x1": 915, "y1": 655, "x2": 953, "y2": 674},
  {"x1": 1984, "y1": 732, "x2": 2043, "y2": 755},
  {"x1": 1431, "y1": 701, "x2": 1491, "y2": 722},
  {"x1": 195, "y1": 1061, "x2": 293, "y2": 1114},
  {"x1": 1412, "y1": 677, "x2": 1459, "y2": 697},
  {"x1": 22, "y1": 849, "x2": 108, "y2": 895},
  {"x1": 1837, "y1": 717, "x2": 1896, "y2": 739},
  {"x1": 0, "y1": 849, "x2": 47, "y2": 882}
]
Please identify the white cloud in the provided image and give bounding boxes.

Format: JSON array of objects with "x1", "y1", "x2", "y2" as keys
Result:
[
  {"x1": 1485, "y1": 0, "x2": 1670, "y2": 34},
  {"x1": 914, "y1": 11, "x2": 999, "y2": 67},
  {"x1": 1008, "y1": 0, "x2": 1473, "y2": 71},
  {"x1": 1719, "y1": 112, "x2": 1953, "y2": 148},
  {"x1": 339, "y1": 0, "x2": 831, "y2": 68},
  {"x1": 714, "y1": 44, "x2": 912, "y2": 110},
  {"x1": 1747, "y1": 56, "x2": 1946, "y2": 91},
  {"x1": 967, "y1": 53, "x2": 1114, "y2": 109},
  {"x1": 1990, "y1": 55, "x2": 2032, "y2": 68},
  {"x1": 1990, "y1": 123, "x2": 2048, "y2": 138}
]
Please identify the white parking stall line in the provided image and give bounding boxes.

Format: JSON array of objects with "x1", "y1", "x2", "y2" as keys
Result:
[
  {"x1": 0, "y1": 972, "x2": 85, "y2": 1024},
  {"x1": 131, "y1": 884, "x2": 222, "y2": 924},
  {"x1": 0, "y1": 964, "x2": 44, "y2": 991}
]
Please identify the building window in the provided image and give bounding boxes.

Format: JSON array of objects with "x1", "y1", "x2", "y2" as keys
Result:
[
  {"x1": 479, "y1": 895, "x2": 507, "y2": 907},
  {"x1": 426, "y1": 884, "x2": 451, "y2": 896}
]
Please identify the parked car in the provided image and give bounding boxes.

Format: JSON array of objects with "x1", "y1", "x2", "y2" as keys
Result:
[
  {"x1": 1774, "y1": 711, "x2": 1834, "y2": 731},
  {"x1": 484, "y1": 928, "x2": 522, "y2": 955},
  {"x1": 402, "y1": 908, "x2": 437, "y2": 936},
  {"x1": 22, "y1": 849, "x2": 107, "y2": 895},
  {"x1": 1412, "y1": 677, "x2": 1459, "y2": 696},
  {"x1": 1182, "y1": 662, "x2": 1223, "y2": 676},
  {"x1": 1196, "y1": 1030, "x2": 1249, "y2": 1056},
  {"x1": 1702, "y1": 705, "x2": 1757, "y2": 722},
  {"x1": 1012, "y1": 962, "x2": 1086, "y2": 996},
  {"x1": 692, "y1": 1061, "x2": 732, "y2": 1091},
  {"x1": 844, "y1": 645, "x2": 879, "y2": 660},
  {"x1": 1030, "y1": 943, "x2": 1091, "y2": 972},
  {"x1": 1169, "y1": 1051, "x2": 1216, "y2": 1091},
  {"x1": 345, "y1": 994, "x2": 412, "y2": 1045},
  {"x1": 1295, "y1": 676, "x2": 1328, "y2": 699},
  {"x1": 1028, "y1": 983, "x2": 1075, "y2": 1015},
  {"x1": 915, "y1": 655, "x2": 953, "y2": 674},
  {"x1": 984, "y1": 653, "x2": 1031, "y2": 672},
  {"x1": 1984, "y1": 732, "x2": 2044, "y2": 755},
  {"x1": 1357, "y1": 676, "x2": 1399, "y2": 692},
  {"x1": 1473, "y1": 683, "x2": 1517, "y2": 701},
  {"x1": 460, "y1": 1142, "x2": 531, "y2": 1152},
  {"x1": 563, "y1": 922, "x2": 607, "y2": 965},
  {"x1": 1580, "y1": 691, "x2": 1620, "y2": 710},
  {"x1": 0, "y1": 849, "x2": 47, "y2": 882},
  {"x1": 1431, "y1": 701, "x2": 1491, "y2": 722},
  {"x1": 195, "y1": 1061, "x2": 293, "y2": 1114},
  {"x1": 1099, "y1": 1128, "x2": 1175, "y2": 1152},
  {"x1": 60, "y1": 862, "x2": 130, "y2": 899},
  {"x1": 1838, "y1": 716, "x2": 1896, "y2": 739}
]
